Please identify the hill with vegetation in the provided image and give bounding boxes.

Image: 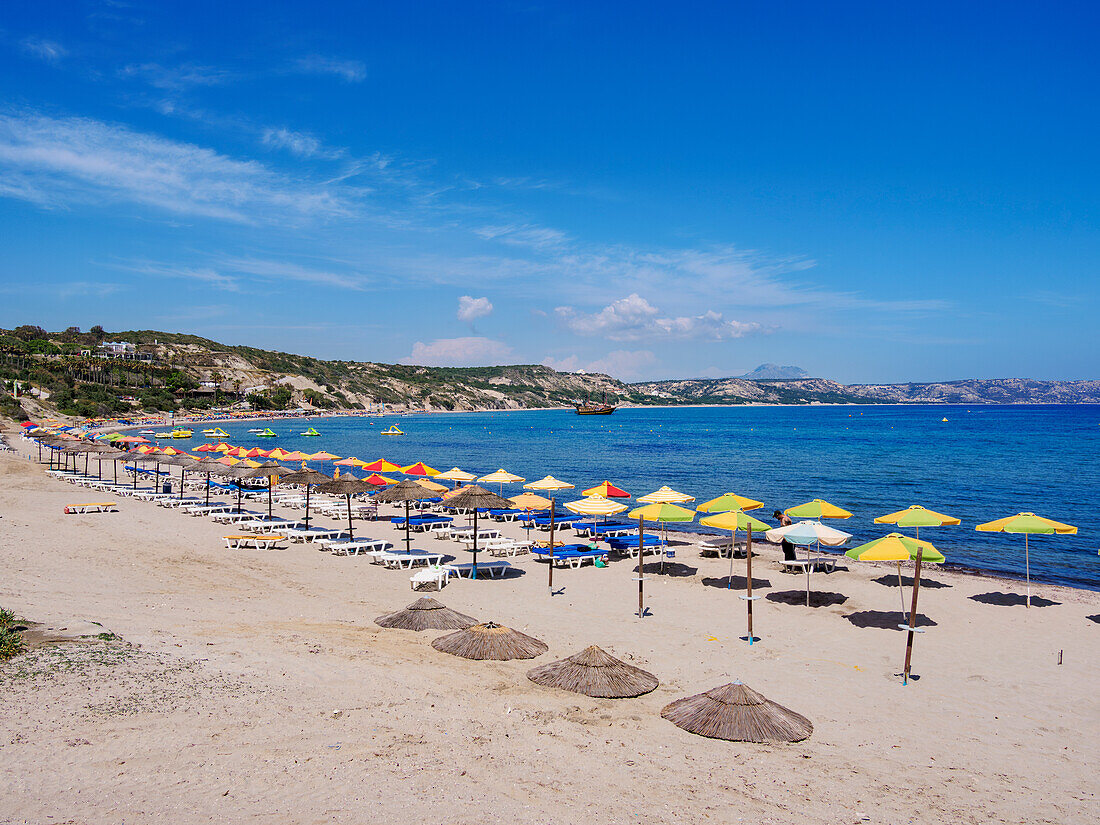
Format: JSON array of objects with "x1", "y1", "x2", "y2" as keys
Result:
[{"x1": 1, "y1": 325, "x2": 1097, "y2": 422}]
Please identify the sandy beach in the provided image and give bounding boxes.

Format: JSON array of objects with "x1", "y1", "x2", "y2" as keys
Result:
[{"x1": 1, "y1": 439, "x2": 1098, "y2": 825}]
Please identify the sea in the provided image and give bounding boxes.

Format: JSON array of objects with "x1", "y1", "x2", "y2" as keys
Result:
[{"x1": 206, "y1": 404, "x2": 1100, "y2": 591}]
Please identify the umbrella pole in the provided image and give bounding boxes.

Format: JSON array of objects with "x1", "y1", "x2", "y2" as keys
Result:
[
  {"x1": 902, "y1": 549, "x2": 924, "y2": 685},
  {"x1": 304, "y1": 485, "x2": 311, "y2": 529},
  {"x1": 727, "y1": 527, "x2": 737, "y2": 589},
  {"x1": 897, "y1": 561, "x2": 906, "y2": 616},
  {"x1": 637, "y1": 516, "x2": 645, "y2": 618},
  {"x1": 268, "y1": 478, "x2": 273, "y2": 519},
  {"x1": 1024, "y1": 534, "x2": 1031, "y2": 608},
  {"x1": 405, "y1": 501, "x2": 411, "y2": 554},
  {"x1": 179, "y1": 466, "x2": 185, "y2": 500},
  {"x1": 806, "y1": 541, "x2": 814, "y2": 607},
  {"x1": 113, "y1": 459, "x2": 118, "y2": 485},
  {"x1": 472, "y1": 508, "x2": 479, "y2": 580},
  {"x1": 746, "y1": 525, "x2": 754, "y2": 644},
  {"x1": 346, "y1": 494, "x2": 354, "y2": 540},
  {"x1": 547, "y1": 499, "x2": 555, "y2": 594},
  {"x1": 205, "y1": 472, "x2": 211, "y2": 507}
]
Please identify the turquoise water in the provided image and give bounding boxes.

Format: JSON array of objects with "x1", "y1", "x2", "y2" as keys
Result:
[{"x1": 210, "y1": 405, "x2": 1100, "y2": 590}]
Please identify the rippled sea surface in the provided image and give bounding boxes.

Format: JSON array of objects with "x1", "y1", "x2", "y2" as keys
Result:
[{"x1": 211, "y1": 405, "x2": 1100, "y2": 589}]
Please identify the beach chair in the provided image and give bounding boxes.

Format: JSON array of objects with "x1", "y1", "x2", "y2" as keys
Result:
[
  {"x1": 442, "y1": 560, "x2": 513, "y2": 578},
  {"x1": 327, "y1": 538, "x2": 391, "y2": 557},
  {"x1": 410, "y1": 565, "x2": 451, "y2": 591},
  {"x1": 63, "y1": 502, "x2": 118, "y2": 514},
  {"x1": 378, "y1": 550, "x2": 446, "y2": 569}
]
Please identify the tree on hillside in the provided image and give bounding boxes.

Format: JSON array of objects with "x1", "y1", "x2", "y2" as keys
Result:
[{"x1": 90, "y1": 325, "x2": 106, "y2": 342}]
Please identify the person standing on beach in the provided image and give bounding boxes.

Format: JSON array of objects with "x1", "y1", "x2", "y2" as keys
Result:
[{"x1": 774, "y1": 509, "x2": 796, "y2": 561}]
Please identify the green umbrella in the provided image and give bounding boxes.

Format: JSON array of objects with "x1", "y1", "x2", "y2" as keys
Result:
[
  {"x1": 976, "y1": 512, "x2": 1077, "y2": 608},
  {"x1": 847, "y1": 533, "x2": 946, "y2": 685}
]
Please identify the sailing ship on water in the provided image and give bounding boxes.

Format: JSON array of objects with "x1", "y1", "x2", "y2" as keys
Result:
[{"x1": 574, "y1": 392, "x2": 618, "y2": 415}]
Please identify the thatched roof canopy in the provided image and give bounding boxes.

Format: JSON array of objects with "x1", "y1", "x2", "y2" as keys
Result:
[
  {"x1": 315, "y1": 476, "x2": 378, "y2": 496},
  {"x1": 375, "y1": 598, "x2": 477, "y2": 632},
  {"x1": 372, "y1": 478, "x2": 435, "y2": 503},
  {"x1": 280, "y1": 468, "x2": 331, "y2": 486},
  {"x1": 441, "y1": 484, "x2": 514, "y2": 511},
  {"x1": 236, "y1": 461, "x2": 295, "y2": 479},
  {"x1": 431, "y1": 621, "x2": 548, "y2": 660},
  {"x1": 527, "y1": 645, "x2": 658, "y2": 698},
  {"x1": 660, "y1": 681, "x2": 813, "y2": 743}
]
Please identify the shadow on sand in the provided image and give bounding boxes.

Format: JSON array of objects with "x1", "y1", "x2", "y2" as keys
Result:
[
  {"x1": 1086, "y1": 614, "x2": 1100, "y2": 624},
  {"x1": 872, "y1": 574, "x2": 951, "y2": 590},
  {"x1": 969, "y1": 591, "x2": 1060, "y2": 608},
  {"x1": 701, "y1": 575, "x2": 773, "y2": 591},
  {"x1": 641, "y1": 561, "x2": 697, "y2": 577},
  {"x1": 766, "y1": 590, "x2": 848, "y2": 608},
  {"x1": 845, "y1": 610, "x2": 938, "y2": 630}
]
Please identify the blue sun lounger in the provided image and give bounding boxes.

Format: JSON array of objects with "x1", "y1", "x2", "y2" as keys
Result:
[{"x1": 531, "y1": 544, "x2": 608, "y2": 568}]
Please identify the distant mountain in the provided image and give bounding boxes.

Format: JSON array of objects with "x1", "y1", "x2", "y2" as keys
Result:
[{"x1": 738, "y1": 363, "x2": 812, "y2": 380}]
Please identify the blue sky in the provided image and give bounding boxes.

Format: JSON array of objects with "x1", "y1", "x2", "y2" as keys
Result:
[{"x1": 0, "y1": 1, "x2": 1096, "y2": 383}]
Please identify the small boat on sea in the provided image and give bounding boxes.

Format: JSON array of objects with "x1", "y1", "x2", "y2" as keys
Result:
[
  {"x1": 139, "y1": 430, "x2": 156, "y2": 435},
  {"x1": 154, "y1": 431, "x2": 173, "y2": 438},
  {"x1": 248, "y1": 428, "x2": 265, "y2": 433},
  {"x1": 169, "y1": 429, "x2": 193, "y2": 438},
  {"x1": 381, "y1": 425, "x2": 404, "y2": 436},
  {"x1": 256, "y1": 428, "x2": 278, "y2": 437},
  {"x1": 574, "y1": 393, "x2": 618, "y2": 415},
  {"x1": 300, "y1": 427, "x2": 321, "y2": 437},
  {"x1": 203, "y1": 427, "x2": 229, "y2": 437}
]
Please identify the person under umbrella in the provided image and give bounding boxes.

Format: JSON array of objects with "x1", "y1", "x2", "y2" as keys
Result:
[
  {"x1": 315, "y1": 476, "x2": 382, "y2": 540},
  {"x1": 280, "y1": 468, "x2": 332, "y2": 530},
  {"x1": 438, "y1": 484, "x2": 513, "y2": 579},
  {"x1": 372, "y1": 478, "x2": 435, "y2": 553}
]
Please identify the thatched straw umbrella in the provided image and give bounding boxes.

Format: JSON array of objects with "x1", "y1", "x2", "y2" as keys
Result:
[
  {"x1": 236, "y1": 461, "x2": 295, "y2": 519},
  {"x1": 438, "y1": 484, "x2": 513, "y2": 578},
  {"x1": 374, "y1": 597, "x2": 476, "y2": 631},
  {"x1": 190, "y1": 455, "x2": 234, "y2": 506},
  {"x1": 120, "y1": 450, "x2": 154, "y2": 491},
  {"x1": 431, "y1": 621, "x2": 548, "y2": 660},
  {"x1": 661, "y1": 681, "x2": 813, "y2": 743},
  {"x1": 280, "y1": 468, "x2": 332, "y2": 529},
  {"x1": 315, "y1": 476, "x2": 381, "y2": 539},
  {"x1": 372, "y1": 478, "x2": 435, "y2": 553},
  {"x1": 527, "y1": 645, "x2": 658, "y2": 698},
  {"x1": 156, "y1": 452, "x2": 197, "y2": 499}
]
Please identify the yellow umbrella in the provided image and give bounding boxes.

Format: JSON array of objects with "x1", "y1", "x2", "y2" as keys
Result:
[
  {"x1": 638, "y1": 486, "x2": 695, "y2": 504},
  {"x1": 785, "y1": 499, "x2": 852, "y2": 519},
  {"x1": 436, "y1": 467, "x2": 477, "y2": 485},
  {"x1": 697, "y1": 492, "x2": 764, "y2": 513},
  {"x1": 847, "y1": 533, "x2": 946, "y2": 685},
  {"x1": 565, "y1": 494, "x2": 628, "y2": 516},
  {"x1": 308, "y1": 450, "x2": 341, "y2": 461},
  {"x1": 627, "y1": 503, "x2": 695, "y2": 617},
  {"x1": 510, "y1": 492, "x2": 551, "y2": 510},
  {"x1": 873, "y1": 505, "x2": 959, "y2": 612},
  {"x1": 524, "y1": 475, "x2": 572, "y2": 491},
  {"x1": 976, "y1": 513, "x2": 1077, "y2": 608},
  {"x1": 416, "y1": 478, "x2": 448, "y2": 494},
  {"x1": 700, "y1": 509, "x2": 773, "y2": 644}
]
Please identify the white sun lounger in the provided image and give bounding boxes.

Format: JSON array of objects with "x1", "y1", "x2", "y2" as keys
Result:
[
  {"x1": 378, "y1": 550, "x2": 446, "y2": 569},
  {"x1": 410, "y1": 565, "x2": 451, "y2": 590},
  {"x1": 326, "y1": 538, "x2": 391, "y2": 557},
  {"x1": 443, "y1": 560, "x2": 512, "y2": 579},
  {"x1": 63, "y1": 502, "x2": 118, "y2": 514},
  {"x1": 779, "y1": 556, "x2": 841, "y2": 574}
]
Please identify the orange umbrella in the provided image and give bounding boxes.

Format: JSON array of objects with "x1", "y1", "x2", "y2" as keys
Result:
[
  {"x1": 215, "y1": 456, "x2": 240, "y2": 466},
  {"x1": 334, "y1": 456, "x2": 370, "y2": 467},
  {"x1": 193, "y1": 443, "x2": 219, "y2": 452},
  {"x1": 363, "y1": 472, "x2": 398, "y2": 486},
  {"x1": 281, "y1": 450, "x2": 311, "y2": 461},
  {"x1": 158, "y1": 446, "x2": 187, "y2": 456},
  {"x1": 402, "y1": 462, "x2": 439, "y2": 477},
  {"x1": 363, "y1": 458, "x2": 401, "y2": 473},
  {"x1": 213, "y1": 442, "x2": 234, "y2": 452},
  {"x1": 267, "y1": 448, "x2": 293, "y2": 460},
  {"x1": 308, "y1": 450, "x2": 341, "y2": 461},
  {"x1": 242, "y1": 448, "x2": 269, "y2": 458}
]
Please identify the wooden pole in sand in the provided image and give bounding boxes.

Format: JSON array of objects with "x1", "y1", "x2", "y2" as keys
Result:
[
  {"x1": 902, "y1": 548, "x2": 924, "y2": 685},
  {"x1": 547, "y1": 498, "x2": 556, "y2": 595},
  {"x1": 637, "y1": 515, "x2": 645, "y2": 618},
  {"x1": 745, "y1": 524, "x2": 755, "y2": 644}
]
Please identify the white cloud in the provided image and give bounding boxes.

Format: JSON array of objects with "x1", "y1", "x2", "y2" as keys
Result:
[
  {"x1": 218, "y1": 257, "x2": 365, "y2": 290},
  {"x1": 108, "y1": 256, "x2": 366, "y2": 291},
  {"x1": 555, "y1": 294, "x2": 762, "y2": 341},
  {"x1": 22, "y1": 38, "x2": 66, "y2": 62},
  {"x1": 543, "y1": 350, "x2": 657, "y2": 380},
  {"x1": 294, "y1": 56, "x2": 366, "y2": 82},
  {"x1": 120, "y1": 63, "x2": 231, "y2": 91},
  {"x1": 108, "y1": 261, "x2": 242, "y2": 291},
  {"x1": 457, "y1": 295, "x2": 493, "y2": 321},
  {"x1": 401, "y1": 337, "x2": 513, "y2": 367},
  {"x1": 0, "y1": 110, "x2": 353, "y2": 223},
  {"x1": 261, "y1": 128, "x2": 344, "y2": 160},
  {"x1": 473, "y1": 223, "x2": 569, "y2": 250}
]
